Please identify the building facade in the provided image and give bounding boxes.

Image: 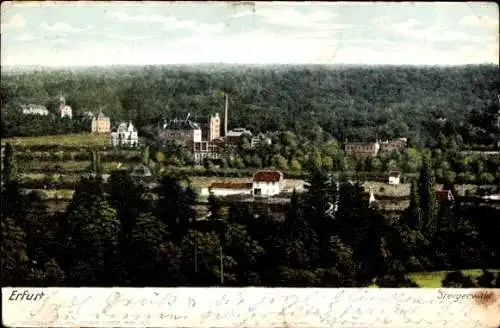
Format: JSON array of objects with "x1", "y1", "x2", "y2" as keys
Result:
[
  {"x1": 21, "y1": 104, "x2": 49, "y2": 116},
  {"x1": 58, "y1": 95, "x2": 72, "y2": 119},
  {"x1": 226, "y1": 127, "x2": 253, "y2": 139},
  {"x1": 158, "y1": 119, "x2": 202, "y2": 148},
  {"x1": 91, "y1": 112, "x2": 111, "y2": 133},
  {"x1": 251, "y1": 133, "x2": 272, "y2": 148},
  {"x1": 206, "y1": 182, "x2": 253, "y2": 197},
  {"x1": 110, "y1": 121, "x2": 139, "y2": 147},
  {"x1": 380, "y1": 138, "x2": 407, "y2": 152},
  {"x1": 193, "y1": 140, "x2": 224, "y2": 164},
  {"x1": 344, "y1": 141, "x2": 380, "y2": 157},
  {"x1": 194, "y1": 113, "x2": 221, "y2": 141},
  {"x1": 388, "y1": 171, "x2": 401, "y2": 185},
  {"x1": 252, "y1": 170, "x2": 284, "y2": 197}
]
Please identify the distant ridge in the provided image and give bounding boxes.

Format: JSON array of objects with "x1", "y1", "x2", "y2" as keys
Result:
[{"x1": 2, "y1": 63, "x2": 497, "y2": 74}]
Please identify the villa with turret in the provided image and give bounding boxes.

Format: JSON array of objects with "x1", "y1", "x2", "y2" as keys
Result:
[{"x1": 110, "y1": 121, "x2": 139, "y2": 147}]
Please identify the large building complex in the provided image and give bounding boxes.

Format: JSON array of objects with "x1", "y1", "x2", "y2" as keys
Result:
[
  {"x1": 158, "y1": 117, "x2": 202, "y2": 147},
  {"x1": 193, "y1": 113, "x2": 221, "y2": 141}
]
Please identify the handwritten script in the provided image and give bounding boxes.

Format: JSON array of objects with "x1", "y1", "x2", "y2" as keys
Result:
[{"x1": 2, "y1": 288, "x2": 499, "y2": 327}]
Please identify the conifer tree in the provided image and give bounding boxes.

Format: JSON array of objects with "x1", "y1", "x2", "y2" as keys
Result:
[
  {"x1": 1, "y1": 143, "x2": 24, "y2": 221},
  {"x1": 408, "y1": 180, "x2": 423, "y2": 230},
  {"x1": 2, "y1": 143, "x2": 18, "y2": 181},
  {"x1": 419, "y1": 154, "x2": 437, "y2": 237},
  {"x1": 141, "y1": 145, "x2": 150, "y2": 166}
]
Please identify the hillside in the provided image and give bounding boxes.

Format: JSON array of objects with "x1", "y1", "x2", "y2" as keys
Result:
[{"x1": 1, "y1": 65, "x2": 499, "y2": 146}]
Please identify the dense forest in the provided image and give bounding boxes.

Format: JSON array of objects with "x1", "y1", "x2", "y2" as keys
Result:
[
  {"x1": 1, "y1": 143, "x2": 500, "y2": 287},
  {"x1": 1, "y1": 65, "x2": 499, "y2": 147}
]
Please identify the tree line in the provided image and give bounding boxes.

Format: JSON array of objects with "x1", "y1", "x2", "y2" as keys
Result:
[
  {"x1": 2, "y1": 143, "x2": 499, "y2": 287},
  {"x1": 1, "y1": 65, "x2": 499, "y2": 147}
]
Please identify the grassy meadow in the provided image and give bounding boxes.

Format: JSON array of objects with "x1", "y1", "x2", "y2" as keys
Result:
[
  {"x1": 1, "y1": 133, "x2": 109, "y2": 146},
  {"x1": 408, "y1": 269, "x2": 500, "y2": 288}
]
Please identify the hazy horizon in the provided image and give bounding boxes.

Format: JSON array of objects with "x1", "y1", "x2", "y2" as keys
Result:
[{"x1": 1, "y1": 1, "x2": 498, "y2": 67}]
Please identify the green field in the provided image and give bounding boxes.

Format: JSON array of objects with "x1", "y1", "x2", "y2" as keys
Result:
[
  {"x1": 363, "y1": 181, "x2": 478, "y2": 198},
  {"x1": 408, "y1": 269, "x2": 500, "y2": 288},
  {"x1": 19, "y1": 160, "x2": 128, "y2": 172},
  {"x1": 1, "y1": 133, "x2": 109, "y2": 146},
  {"x1": 367, "y1": 269, "x2": 500, "y2": 288}
]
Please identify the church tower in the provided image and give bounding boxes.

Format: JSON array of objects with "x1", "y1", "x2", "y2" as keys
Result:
[{"x1": 58, "y1": 92, "x2": 72, "y2": 119}]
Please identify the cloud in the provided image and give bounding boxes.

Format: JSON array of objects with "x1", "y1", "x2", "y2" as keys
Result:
[
  {"x1": 390, "y1": 18, "x2": 421, "y2": 31},
  {"x1": 87, "y1": 30, "x2": 161, "y2": 41},
  {"x1": 231, "y1": 7, "x2": 349, "y2": 30},
  {"x1": 110, "y1": 12, "x2": 224, "y2": 34},
  {"x1": 459, "y1": 15, "x2": 499, "y2": 29},
  {"x1": 2, "y1": 30, "x2": 497, "y2": 67},
  {"x1": 1, "y1": 14, "x2": 26, "y2": 31},
  {"x1": 390, "y1": 18, "x2": 481, "y2": 42},
  {"x1": 13, "y1": 33, "x2": 35, "y2": 41},
  {"x1": 371, "y1": 16, "x2": 392, "y2": 25},
  {"x1": 50, "y1": 38, "x2": 70, "y2": 45},
  {"x1": 40, "y1": 21, "x2": 93, "y2": 33}
]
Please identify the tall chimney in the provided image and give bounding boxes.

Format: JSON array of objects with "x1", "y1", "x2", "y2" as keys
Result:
[{"x1": 224, "y1": 93, "x2": 228, "y2": 137}]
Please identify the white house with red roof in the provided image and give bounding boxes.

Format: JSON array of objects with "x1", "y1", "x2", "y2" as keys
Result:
[{"x1": 252, "y1": 170, "x2": 284, "y2": 197}]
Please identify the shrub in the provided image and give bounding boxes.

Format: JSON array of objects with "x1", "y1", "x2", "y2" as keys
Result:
[{"x1": 442, "y1": 271, "x2": 477, "y2": 288}]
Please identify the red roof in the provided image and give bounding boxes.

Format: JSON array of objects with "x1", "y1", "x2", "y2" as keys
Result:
[
  {"x1": 436, "y1": 190, "x2": 454, "y2": 202},
  {"x1": 210, "y1": 182, "x2": 252, "y2": 190},
  {"x1": 253, "y1": 170, "x2": 283, "y2": 182},
  {"x1": 389, "y1": 171, "x2": 401, "y2": 177}
]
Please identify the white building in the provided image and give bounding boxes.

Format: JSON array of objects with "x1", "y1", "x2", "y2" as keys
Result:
[
  {"x1": 388, "y1": 171, "x2": 401, "y2": 185},
  {"x1": 58, "y1": 95, "x2": 72, "y2": 119},
  {"x1": 252, "y1": 170, "x2": 284, "y2": 197},
  {"x1": 251, "y1": 133, "x2": 272, "y2": 148},
  {"x1": 201, "y1": 182, "x2": 253, "y2": 197},
  {"x1": 21, "y1": 104, "x2": 49, "y2": 116},
  {"x1": 110, "y1": 121, "x2": 139, "y2": 147},
  {"x1": 226, "y1": 127, "x2": 253, "y2": 138}
]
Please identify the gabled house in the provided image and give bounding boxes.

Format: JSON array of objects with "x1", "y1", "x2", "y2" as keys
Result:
[
  {"x1": 110, "y1": 121, "x2": 139, "y2": 147},
  {"x1": 388, "y1": 171, "x2": 402, "y2": 185},
  {"x1": 252, "y1": 170, "x2": 284, "y2": 197},
  {"x1": 91, "y1": 111, "x2": 111, "y2": 133}
]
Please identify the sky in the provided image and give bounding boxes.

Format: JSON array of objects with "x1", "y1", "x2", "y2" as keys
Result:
[{"x1": 1, "y1": 1, "x2": 499, "y2": 67}]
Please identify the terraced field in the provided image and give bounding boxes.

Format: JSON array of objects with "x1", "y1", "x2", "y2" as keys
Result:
[{"x1": 1, "y1": 133, "x2": 109, "y2": 146}]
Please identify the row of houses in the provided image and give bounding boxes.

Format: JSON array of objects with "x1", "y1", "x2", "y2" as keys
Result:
[{"x1": 21, "y1": 94, "x2": 73, "y2": 119}]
